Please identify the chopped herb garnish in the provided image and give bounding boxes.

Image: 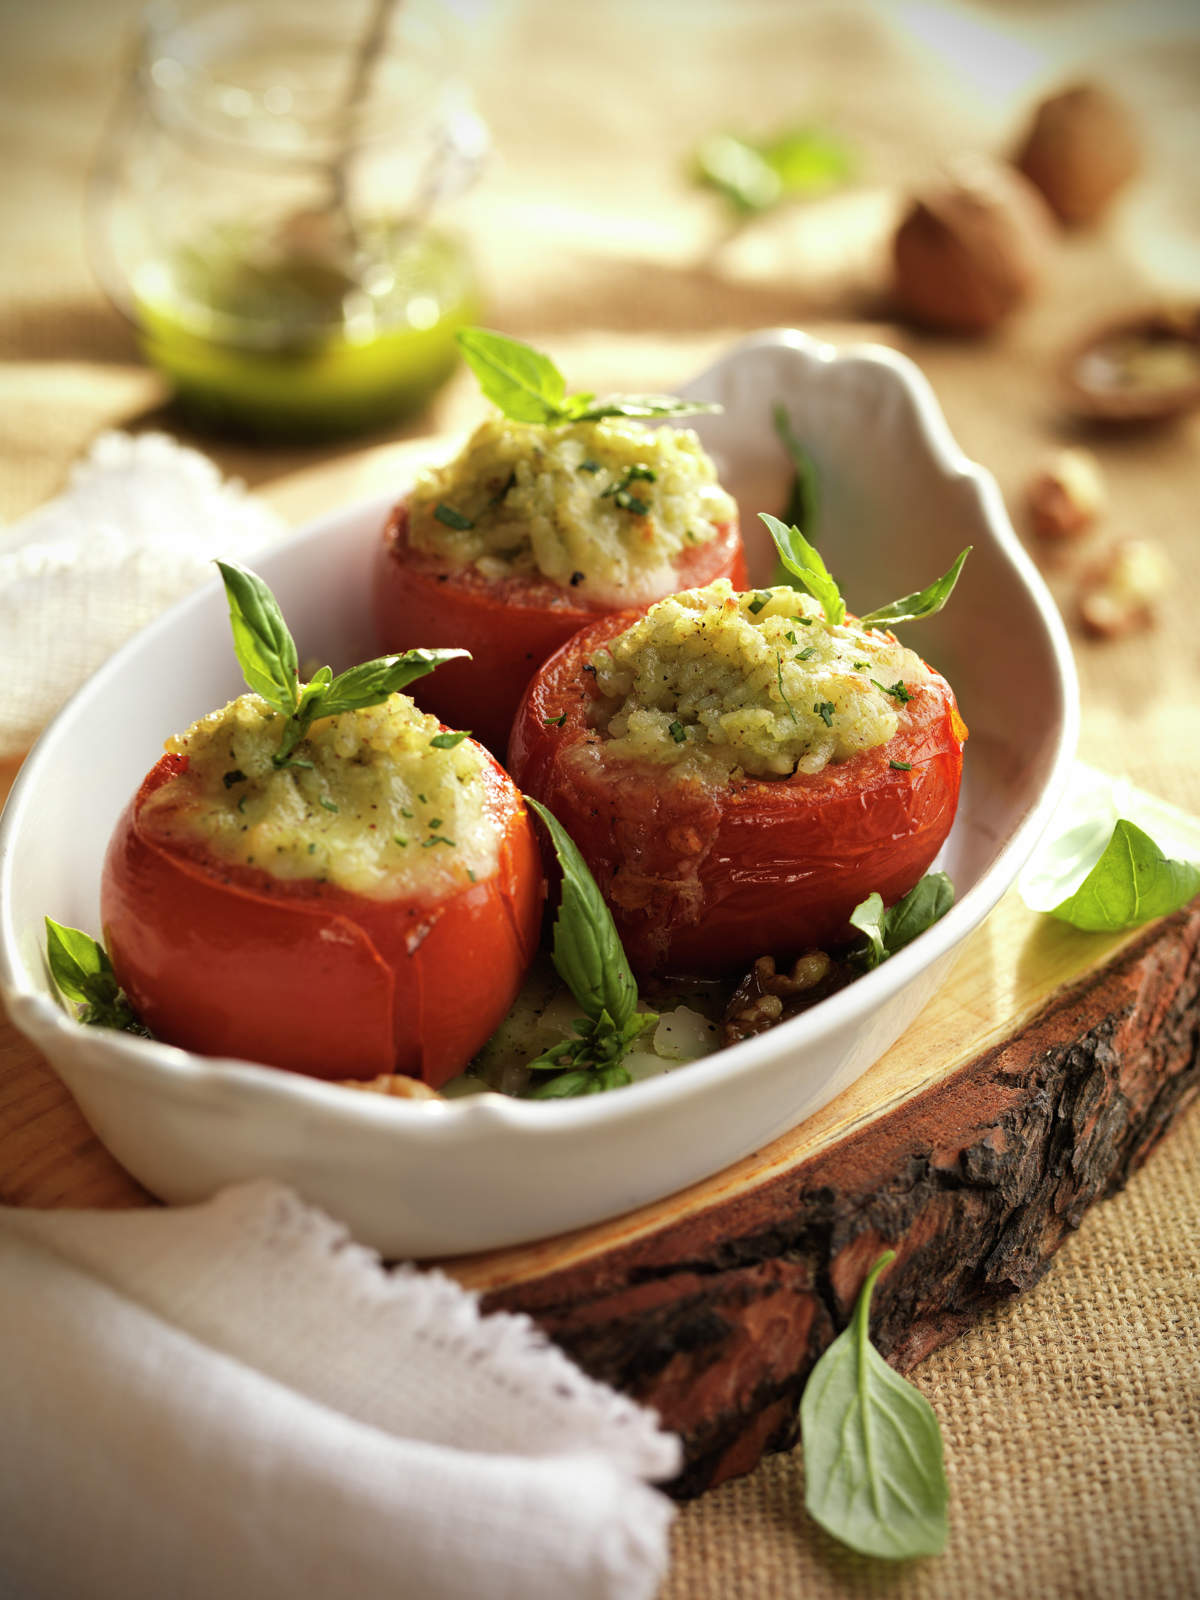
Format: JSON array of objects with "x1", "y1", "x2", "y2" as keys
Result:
[
  {"x1": 401, "y1": 808, "x2": 413, "y2": 818},
  {"x1": 815, "y1": 700, "x2": 835, "y2": 727},
  {"x1": 577, "y1": 459, "x2": 602, "y2": 473},
  {"x1": 889, "y1": 760, "x2": 913, "y2": 771},
  {"x1": 854, "y1": 661, "x2": 868, "y2": 671},
  {"x1": 222, "y1": 769, "x2": 246, "y2": 789},
  {"x1": 237, "y1": 793, "x2": 248, "y2": 814},
  {"x1": 668, "y1": 719, "x2": 688, "y2": 744},
  {"x1": 466, "y1": 868, "x2": 477, "y2": 883},
  {"x1": 430, "y1": 730, "x2": 471, "y2": 748},
  {"x1": 422, "y1": 835, "x2": 456, "y2": 848},
  {"x1": 429, "y1": 818, "x2": 443, "y2": 829},
  {"x1": 543, "y1": 712, "x2": 568, "y2": 728},
  {"x1": 873, "y1": 679, "x2": 912, "y2": 704},
  {"x1": 434, "y1": 503, "x2": 475, "y2": 531},
  {"x1": 776, "y1": 656, "x2": 799, "y2": 725},
  {"x1": 319, "y1": 797, "x2": 339, "y2": 813},
  {"x1": 784, "y1": 629, "x2": 798, "y2": 645},
  {"x1": 747, "y1": 591, "x2": 772, "y2": 615},
  {"x1": 796, "y1": 645, "x2": 818, "y2": 661},
  {"x1": 394, "y1": 835, "x2": 408, "y2": 847},
  {"x1": 487, "y1": 472, "x2": 516, "y2": 505},
  {"x1": 612, "y1": 489, "x2": 649, "y2": 514},
  {"x1": 307, "y1": 842, "x2": 317, "y2": 854}
]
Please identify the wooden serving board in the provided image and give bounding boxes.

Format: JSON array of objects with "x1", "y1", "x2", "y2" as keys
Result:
[{"x1": 2, "y1": 744, "x2": 1196, "y2": 1497}]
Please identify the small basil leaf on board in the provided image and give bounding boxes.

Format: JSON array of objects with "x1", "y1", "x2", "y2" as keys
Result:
[
  {"x1": 772, "y1": 402, "x2": 818, "y2": 535},
  {"x1": 694, "y1": 126, "x2": 854, "y2": 217},
  {"x1": 455, "y1": 327, "x2": 569, "y2": 424},
  {"x1": 859, "y1": 549, "x2": 971, "y2": 630},
  {"x1": 44, "y1": 918, "x2": 149, "y2": 1035},
  {"x1": 802, "y1": 1250, "x2": 949, "y2": 1560},
  {"x1": 568, "y1": 394, "x2": 721, "y2": 423},
  {"x1": 1050, "y1": 819, "x2": 1200, "y2": 932},
  {"x1": 758, "y1": 512, "x2": 845, "y2": 626},
  {"x1": 215, "y1": 560, "x2": 300, "y2": 715},
  {"x1": 524, "y1": 796, "x2": 638, "y2": 1032}
]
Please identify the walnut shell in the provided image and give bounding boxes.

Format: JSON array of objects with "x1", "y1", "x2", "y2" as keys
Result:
[
  {"x1": 1015, "y1": 82, "x2": 1140, "y2": 227},
  {"x1": 892, "y1": 157, "x2": 1053, "y2": 333}
]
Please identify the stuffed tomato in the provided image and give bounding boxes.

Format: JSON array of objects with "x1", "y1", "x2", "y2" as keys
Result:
[
  {"x1": 101, "y1": 692, "x2": 543, "y2": 1088},
  {"x1": 509, "y1": 581, "x2": 966, "y2": 979},
  {"x1": 374, "y1": 412, "x2": 746, "y2": 755}
]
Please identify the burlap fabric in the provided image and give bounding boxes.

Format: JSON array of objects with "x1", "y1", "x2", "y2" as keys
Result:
[{"x1": 2, "y1": 2, "x2": 1197, "y2": 1596}]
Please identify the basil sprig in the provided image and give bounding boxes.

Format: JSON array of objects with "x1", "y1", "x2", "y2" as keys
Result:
[
  {"x1": 1049, "y1": 819, "x2": 1200, "y2": 932},
  {"x1": 522, "y1": 797, "x2": 656, "y2": 1097},
  {"x1": 801, "y1": 1250, "x2": 949, "y2": 1560},
  {"x1": 758, "y1": 514, "x2": 970, "y2": 632},
  {"x1": 848, "y1": 872, "x2": 955, "y2": 971},
  {"x1": 456, "y1": 328, "x2": 719, "y2": 428},
  {"x1": 44, "y1": 918, "x2": 149, "y2": 1036},
  {"x1": 216, "y1": 561, "x2": 468, "y2": 765}
]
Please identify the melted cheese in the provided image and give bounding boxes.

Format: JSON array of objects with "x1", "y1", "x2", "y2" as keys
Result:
[
  {"x1": 142, "y1": 693, "x2": 498, "y2": 899},
  {"x1": 587, "y1": 581, "x2": 928, "y2": 778},
  {"x1": 407, "y1": 415, "x2": 735, "y2": 605}
]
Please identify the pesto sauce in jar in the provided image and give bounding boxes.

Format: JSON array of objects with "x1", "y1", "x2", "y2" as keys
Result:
[{"x1": 133, "y1": 221, "x2": 477, "y2": 441}]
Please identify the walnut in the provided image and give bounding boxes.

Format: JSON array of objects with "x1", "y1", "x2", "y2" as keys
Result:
[
  {"x1": 892, "y1": 157, "x2": 1053, "y2": 333},
  {"x1": 338, "y1": 1073, "x2": 441, "y2": 1100},
  {"x1": 1077, "y1": 539, "x2": 1171, "y2": 638},
  {"x1": 1026, "y1": 448, "x2": 1106, "y2": 540},
  {"x1": 722, "y1": 951, "x2": 836, "y2": 1044},
  {"x1": 1015, "y1": 83, "x2": 1140, "y2": 227}
]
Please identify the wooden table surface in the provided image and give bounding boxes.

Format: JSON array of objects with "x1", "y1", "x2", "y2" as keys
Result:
[{"x1": 2, "y1": 3, "x2": 1198, "y2": 1596}]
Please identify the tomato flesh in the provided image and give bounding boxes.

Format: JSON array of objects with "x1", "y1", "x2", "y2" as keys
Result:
[
  {"x1": 508, "y1": 612, "x2": 966, "y2": 979},
  {"x1": 100, "y1": 750, "x2": 543, "y2": 1087},
  {"x1": 372, "y1": 502, "x2": 746, "y2": 756}
]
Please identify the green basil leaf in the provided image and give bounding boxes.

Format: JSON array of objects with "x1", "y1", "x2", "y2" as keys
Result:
[
  {"x1": 568, "y1": 395, "x2": 721, "y2": 422},
  {"x1": 694, "y1": 127, "x2": 853, "y2": 216},
  {"x1": 316, "y1": 649, "x2": 471, "y2": 720},
  {"x1": 45, "y1": 916, "x2": 117, "y2": 1006},
  {"x1": 456, "y1": 327, "x2": 569, "y2": 424},
  {"x1": 44, "y1": 918, "x2": 149, "y2": 1035},
  {"x1": 524, "y1": 796, "x2": 638, "y2": 1032},
  {"x1": 1050, "y1": 819, "x2": 1200, "y2": 932},
  {"x1": 847, "y1": 893, "x2": 888, "y2": 970},
  {"x1": 883, "y1": 871, "x2": 955, "y2": 953},
  {"x1": 802, "y1": 1251, "x2": 948, "y2": 1559},
  {"x1": 758, "y1": 512, "x2": 845, "y2": 626},
  {"x1": 860, "y1": 549, "x2": 971, "y2": 631},
  {"x1": 772, "y1": 402, "x2": 818, "y2": 535},
  {"x1": 215, "y1": 560, "x2": 300, "y2": 716},
  {"x1": 848, "y1": 873, "x2": 955, "y2": 971}
]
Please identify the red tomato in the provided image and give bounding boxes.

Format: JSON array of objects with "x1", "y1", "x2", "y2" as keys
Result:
[
  {"x1": 509, "y1": 612, "x2": 967, "y2": 979},
  {"x1": 100, "y1": 748, "x2": 543, "y2": 1088},
  {"x1": 372, "y1": 502, "x2": 747, "y2": 756}
]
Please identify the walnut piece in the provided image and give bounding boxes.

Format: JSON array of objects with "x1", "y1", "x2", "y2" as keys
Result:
[
  {"x1": 1026, "y1": 448, "x2": 1106, "y2": 540},
  {"x1": 1078, "y1": 539, "x2": 1171, "y2": 638},
  {"x1": 723, "y1": 951, "x2": 836, "y2": 1045},
  {"x1": 1015, "y1": 83, "x2": 1140, "y2": 227},
  {"x1": 338, "y1": 1074, "x2": 442, "y2": 1100}
]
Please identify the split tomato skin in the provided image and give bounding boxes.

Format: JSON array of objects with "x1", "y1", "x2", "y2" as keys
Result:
[
  {"x1": 100, "y1": 749, "x2": 543, "y2": 1088},
  {"x1": 372, "y1": 501, "x2": 747, "y2": 756},
  {"x1": 509, "y1": 612, "x2": 967, "y2": 979}
]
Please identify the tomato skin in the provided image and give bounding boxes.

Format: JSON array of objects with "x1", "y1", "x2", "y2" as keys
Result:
[
  {"x1": 100, "y1": 749, "x2": 543, "y2": 1088},
  {"x1": 509, "y1": 613, "x2": 966, "y2": 979},
  {"x1": 372, "y1": 501, "x2": 746, "y2": 756}
]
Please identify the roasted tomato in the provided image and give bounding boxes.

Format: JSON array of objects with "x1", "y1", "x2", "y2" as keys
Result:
[
  {"x1": 509, "y1": 611, "x2": 966, "y2": 979},
  {"x1": 100, "y1": 748, "x2": 543, "y2": 1088},
  {"x1": 372, "y1": 502, "x2": 746, "y2": 756}
]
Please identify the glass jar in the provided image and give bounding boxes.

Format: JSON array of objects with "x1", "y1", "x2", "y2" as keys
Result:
[{"x1": 88, "y1": 0, "x2": 487, "y2": 440}]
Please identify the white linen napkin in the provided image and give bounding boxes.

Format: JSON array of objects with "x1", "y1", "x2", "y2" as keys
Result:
[
  {"x1": 0, "y1": 432, "x2": 286, "y2": 759},
  {"x1": 0, "y1": 1180, "x2": 681, "y2": 1600}
]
